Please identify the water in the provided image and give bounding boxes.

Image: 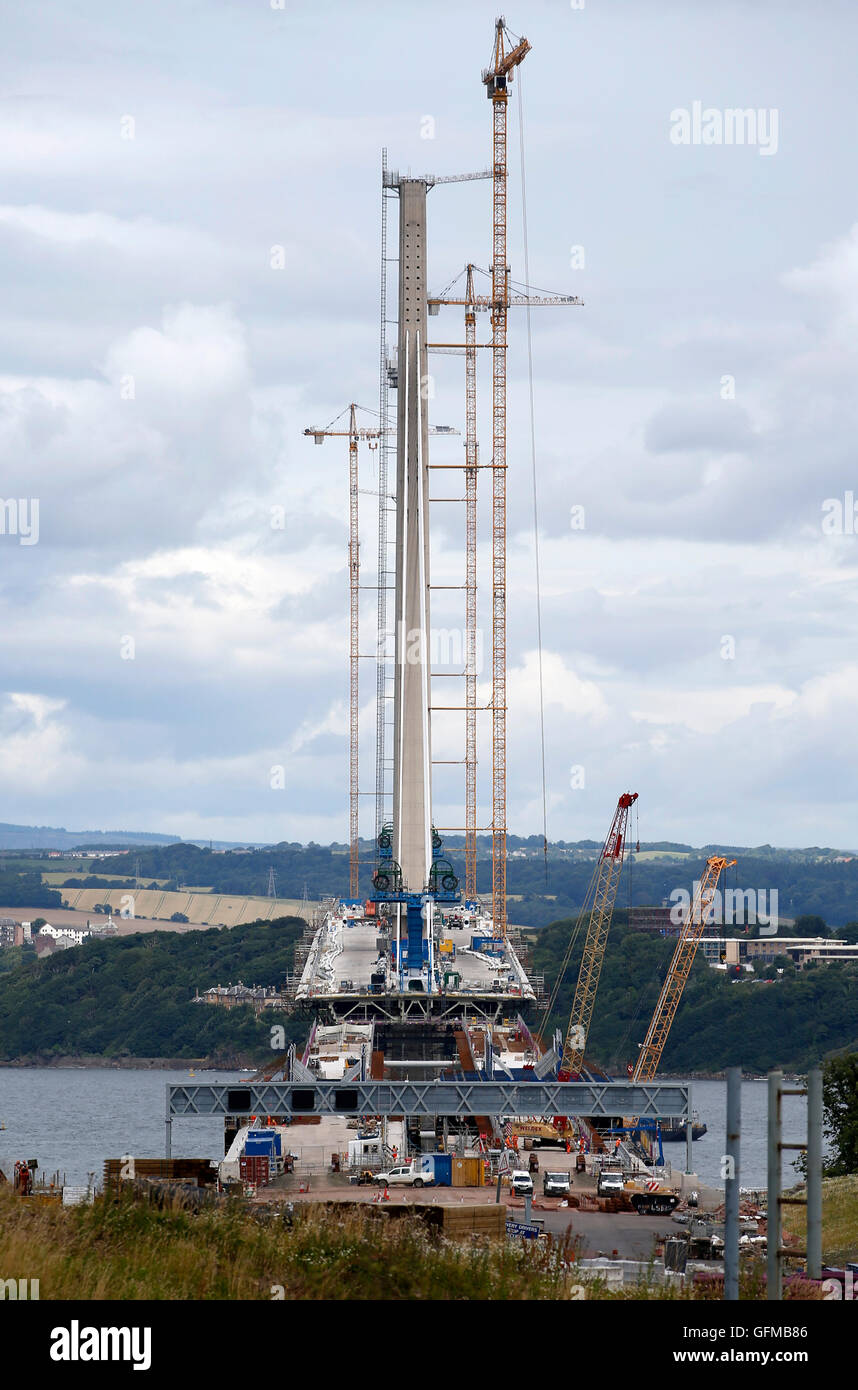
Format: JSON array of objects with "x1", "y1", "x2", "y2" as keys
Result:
[
  {"x1": 667, "y1": 1078, "x2": 812, "y2": 1189},
  {"x1": 0, "y1": 1070, "x2": 814, "y2": 1191},
  {"x1": 0, "y1": 1068, "x2": 248, "y2": 1187}
]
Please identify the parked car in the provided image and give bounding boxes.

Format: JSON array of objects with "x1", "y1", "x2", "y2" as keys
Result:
[
  {"x1": 542, "y1": 1171, "x2": 571, "y2": 1196},
  {"x1": 373, "y1": 1165, "x2": 433, "y2": 1188},
  {"x1": 510, "y1": 1170, "x2": 534, "y2": 1195}
]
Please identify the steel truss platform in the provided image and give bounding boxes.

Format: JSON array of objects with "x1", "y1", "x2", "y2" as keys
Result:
[
  {"x1": 300, "y1": 995, "x2": 529, "y2": 1025},
  {"x1": 165, "y1": 1080, "x2": 691, "y2": 1155}
]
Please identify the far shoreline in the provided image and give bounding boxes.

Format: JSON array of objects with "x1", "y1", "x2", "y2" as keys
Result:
[
  {"x1": 0, "y1": 1057, "x2": 792, "y2": 1081},
  {"x1": 0, "y1": 1055, "x2": 259, "y2": 1070}
]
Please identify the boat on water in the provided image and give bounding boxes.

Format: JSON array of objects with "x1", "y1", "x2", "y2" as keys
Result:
[{"x1": 659, "y1": 1113, "x2": 707, "y2": 1142}]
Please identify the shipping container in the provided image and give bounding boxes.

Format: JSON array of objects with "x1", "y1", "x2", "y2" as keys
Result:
[
  {"x1": 238, "y1": 1156, "x2": 270, "y2": 1186},
  {"x1": 432, "y1": 1153, "x2": 453, "y2": 1186},
  {"x1": 245, "y1": 1139, "x2": 276, "y2": 1158},
  {"x1": 247, "y1": 1130, "x2": 281, "y2": 1155}
]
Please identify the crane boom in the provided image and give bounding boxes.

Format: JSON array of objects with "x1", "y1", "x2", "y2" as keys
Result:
[
  {"x1": 428, "y1": 294, "x2": 582, "y2": 308},
  {"x1": 632, "y1": 854, "x2": 737, "y2": 1082},
  {"x1": 561, "y1": 792, "x2": 638, "y2": 1076}
]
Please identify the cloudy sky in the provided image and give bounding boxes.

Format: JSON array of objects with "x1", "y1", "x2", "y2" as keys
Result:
[{"x1": 2, "y1": 0, "x2": 858, "y2": 850}]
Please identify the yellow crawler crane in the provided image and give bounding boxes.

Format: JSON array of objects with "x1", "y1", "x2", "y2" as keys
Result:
[
  {"x1": 632, "y1": 854, "x2": 736, "y2": 1082},
  {"x1": 556, "y1": 792, "x2": 638, "y2": 1077}
]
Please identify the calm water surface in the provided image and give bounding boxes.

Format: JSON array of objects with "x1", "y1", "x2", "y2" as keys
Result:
[
  {"x1": 0, "y1": 1068, "x2": 247, "y2": 1187},
  {"x1": 675, "y1": 1078, "x2": 812, "y2": 1189},
  {"x1": 0, "y1": 1070, "x2": 813, "y2": 1190}
]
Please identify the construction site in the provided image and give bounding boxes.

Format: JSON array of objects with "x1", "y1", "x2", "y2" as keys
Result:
[
  {"x1": 3, "y1": 0, "x2": 853, "y2": 1335},
  {"x1": 160, "y1": 19, "x2": 746, "y2": 1277}
]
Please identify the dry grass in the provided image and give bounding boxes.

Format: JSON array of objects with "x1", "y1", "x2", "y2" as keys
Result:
[
  {"x1": 2, "y1": 1185, "x2": 842, "y2": 1301},
  {"x1": 782, "y1": 1174, "x2": 858, "y2": 1267},
  {"x1": 0, "y1": 1189, "x2": 579, "y2": 1301}
]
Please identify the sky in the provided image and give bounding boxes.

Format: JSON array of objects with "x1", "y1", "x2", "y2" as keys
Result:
[{"x1": 2, "y1": 0, "x2": 858, "y2": 851}]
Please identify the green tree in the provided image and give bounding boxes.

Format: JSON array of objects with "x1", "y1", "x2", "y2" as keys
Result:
[
  {"x1": 823, "y1": 1054, "x2": 858, "y2": 1176},
  {"x1": 0, "y1": 916, "x2": 305, "y2": 1063},
  {"x1": 794, "y1": 914, "x2": 829, "y2": 937}
]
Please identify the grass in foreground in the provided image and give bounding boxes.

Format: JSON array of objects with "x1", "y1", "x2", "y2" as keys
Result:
[
  {"x1": 782, "y1": 1174, "x2": 858, "y2": 1267},
  {"x1": 0, "y1": 1188, "x2": 837, "y2": 1300},
  {"x1": 0, "y1": 1190, "x2": 579, "y2": 1300}
]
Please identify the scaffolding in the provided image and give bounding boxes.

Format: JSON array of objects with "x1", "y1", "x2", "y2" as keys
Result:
[
  {"x1": 376, "y1": 148, "x2": 397, "y2": 838},
  {"x1": 464, "y1": 264, "x2": 478, "y2": 899}
]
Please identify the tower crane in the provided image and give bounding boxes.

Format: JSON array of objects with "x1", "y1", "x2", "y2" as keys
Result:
[
  {"x1": 484, "y1": 16, "x2": 530, "y2": 940},
  {"x1": 552, "y1": 792, "x2": 638, "y2": 1078},
  {"x1": 427, "y1": 21, "x2": 582, "y2": 923},
  {"x1": 631, "y1": 854, "x2": 737, "y2": 1082},
  {"x1": 464, "y1": 264, "x2": 478, "y2": 900},
  {"x1": 304, "y1": 406, "x2": 379, "y2": 897},
  {"x1": 429, "y1": 264, "x2": 580, "y2": 903},
  {"x1": 304, "y1": 409, "x2": 460, "y2": 898},
  {"x1": 428, "y1": 273, "x2": 581, "y2": 314},
  {"x1": 480, "y1": 20, "x2": 584, "y2": 936}
]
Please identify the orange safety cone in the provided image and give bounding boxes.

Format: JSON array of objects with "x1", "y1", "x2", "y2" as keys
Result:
[{"x1": 383, "y1": 1184, "x2": 390, "y2": 1201}]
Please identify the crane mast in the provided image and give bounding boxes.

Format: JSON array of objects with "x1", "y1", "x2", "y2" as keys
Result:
[
  {"x1": 483, "y1": 17, "x2": 530, "y2": 939},
  {"x1": 561, "y1": 791, "x2": 638, "y2": 1076},
  {"x1": 304, "y1": 409, "x2": 381, "y2": 898},
  {"x1": 464, "y1": 264, "x2": 478, "y2": 900},
  {"x1": 632, "y1": 854, "x2": 737, "y2": 1082},
  {"x1": 347, "y1": 405, "x2": 360, "y2": 897},
  {"x1": 304, "y1": 410, "x2": 458, "y2": 899}
]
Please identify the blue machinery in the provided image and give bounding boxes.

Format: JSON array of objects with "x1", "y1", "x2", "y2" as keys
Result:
[
  {"x1": 604, "y1": 1119, "x2": 665, "y2": 1167},
  {"x1": 371, "y1": 824, "x2": 460, "y2": 993}
]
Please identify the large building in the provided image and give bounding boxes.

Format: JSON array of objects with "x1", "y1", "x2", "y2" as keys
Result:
[{"x1": 702, "y1": 935, "x2": 858, "y2": 968}]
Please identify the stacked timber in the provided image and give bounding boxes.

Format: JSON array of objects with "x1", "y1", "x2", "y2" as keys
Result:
[
  {"x1": 438, "y1": 1204, "x2": 505, "y2": 1241},
  {"x1": 103, "y1": 1158, "x2": 217, "y2": 1194},
  {"x1": 313, "y1": 1201, "x2": 504, "y2": 1240}
]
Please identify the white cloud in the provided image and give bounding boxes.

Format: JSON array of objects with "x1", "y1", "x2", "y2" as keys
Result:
[
  {"x1": 1, "y1": 1, "x2": 858, "y2": 849},
  {"x1": 0, "y1": 204, "x2": 213, "y2": 260},
  {"x1": 630, "y1": 684, "x2": 796, "y2": 735}
]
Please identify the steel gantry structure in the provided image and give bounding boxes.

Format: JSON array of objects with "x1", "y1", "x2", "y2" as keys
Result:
[
  {"x1": 632, "y1": 854, "x2": 737, "y2": 1082},
  {"x1": 165, "y1": 1076, "x2": 692, "y2": 1156}
]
